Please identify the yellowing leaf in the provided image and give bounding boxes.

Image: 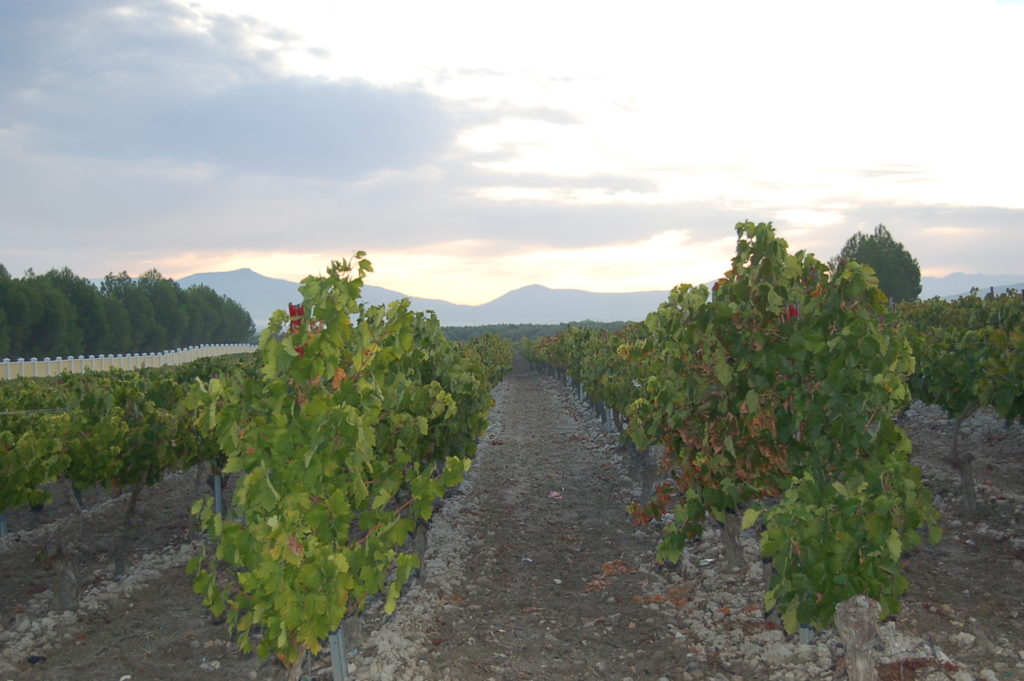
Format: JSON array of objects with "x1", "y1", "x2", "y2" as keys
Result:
[
  {"x1": 384, "y1": 581, "x2": 400, "y2": 615},
  {"x1": 714, "y1": 353, "x2": 732, "y2": 386},
  {"x1": 744, "y1": 390, "x2": 758, "y2": 415},
  {"x1": 886, "y1": 529, "x2": 902, "y2": 561},
  {"x1": 741, "y1": 507, "x2": 762, "y2": 531},
  {"x1": 782, "y1": 601, "x2": 800, "y2": 634}
]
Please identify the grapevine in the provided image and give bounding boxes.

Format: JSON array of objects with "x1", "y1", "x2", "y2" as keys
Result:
[
  {"x1": 529, "y1": 222, "x2": 941, "y2": 634},
  {"x1": 187, "y1": 254, "x2": 509, "y2": 670}
]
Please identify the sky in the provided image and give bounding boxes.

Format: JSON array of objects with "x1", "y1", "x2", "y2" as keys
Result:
[{"x1": 1, "y1": 0, "x2": 1022, "y2": 305}]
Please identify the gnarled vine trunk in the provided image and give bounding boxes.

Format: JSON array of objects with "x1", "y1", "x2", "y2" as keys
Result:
[
  {"x1": 114, "y1": 481, "x2": 145, "y2": 578},
  {"x1": 721, "y1": 510, "x2": 745, "y2": 568},
  {"x1": 951, "y1": 412, "x2": 977, "y2": 517},
  {"x1": 835, "y1": 595, "x2": 880, "y2": 681},
  {"x1": 51, "y1": 478, "x2": 84, "y2": 611}
]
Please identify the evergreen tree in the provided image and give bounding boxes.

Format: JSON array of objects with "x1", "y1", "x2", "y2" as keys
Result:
[
  {"x1": 0, "y1": 265, "x2": 11, "y2": 357},
  {"x1": 1, "y1": 264, "x2": 253, "y2": 358},
  {"x1": 99, "y1": 294, "x2": 133, "y2": 355},
  {"x1": 137, "y1": 269, "x2": 187, "y2": 350},
  {"x1": 43, "y1": 267, "x2": 108, "y2": 354},
  {"x1": 221, "y1": 295, "x2": 256, "y2": 341},
  {"x1": 181, "y1": 284, "x2": 219, "y2": 346},
  {"x1": 102, "y1": 271, "x2": 159, "y2": 352},
  {"x1": 18, "y1": 271, "x2": 80, "y2": 357},
  {"x1": 830, "y1": 224, "x2": 922, "y2": 302}
]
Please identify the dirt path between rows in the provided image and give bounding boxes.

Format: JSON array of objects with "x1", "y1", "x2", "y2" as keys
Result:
[
  {"x1": 2, "y1": 365, "x2": 1023, "y2": 680},
  {"x1": 351, "y1": 365, "x2": 693, "y2": 681}
]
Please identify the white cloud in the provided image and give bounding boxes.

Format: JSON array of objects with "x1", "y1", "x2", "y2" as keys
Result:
[{"x1": 921, "y1": 226, "x2": 985, "y2": 237}]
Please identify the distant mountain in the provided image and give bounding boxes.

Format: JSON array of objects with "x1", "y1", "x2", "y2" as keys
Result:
[
  {"x1": 177, "y1": 268, "x2": 417, "y2": 327},
  {"x1": 179, "y1": 269, "x2": 303, "y2": 327},
  {"x1": 154, "y1": 269, "x2": 1024, "y2": 330},
  {"x1": 920, "y1": 273, "x2": 1024, "y2": 300},
  {"x1": 175, "y1": 269, "x2": 669, "y2": 328},
  {"x1": 467, "y1": 284, "x2": 668, "y2": 326}
]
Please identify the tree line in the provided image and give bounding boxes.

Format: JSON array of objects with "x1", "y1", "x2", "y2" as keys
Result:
[
  {"x1": 443, "y1": 320, "x2": 628, "y2": 342},
  {"x1": 0, "y1": 265, "x2": 255, "y2": 359}
]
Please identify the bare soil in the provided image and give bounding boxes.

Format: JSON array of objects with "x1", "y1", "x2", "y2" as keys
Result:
[{"x1": 1, "y1": 364, "x2": 1022, "y2": 680}]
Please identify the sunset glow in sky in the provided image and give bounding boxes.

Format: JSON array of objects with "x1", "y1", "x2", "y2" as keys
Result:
[{"x1": 2, "y1": 1, "x2": 1022, "y2": 305}]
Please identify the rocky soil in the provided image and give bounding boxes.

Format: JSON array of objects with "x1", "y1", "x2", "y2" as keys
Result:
[{"x1": 1, "y1": 364, "x2": 1022, "y2": 680}]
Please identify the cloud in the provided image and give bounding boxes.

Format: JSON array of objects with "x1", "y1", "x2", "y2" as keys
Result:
[
  {"x1": 853, "y1": 164, "x2": 930, "y2": 180},
  {"x1": 486, "y1": 106, "x2": 580, "y2": 126},
  {"x1": 0, "y1": 0, "x2": 457, "y2": 178},
  {"x1": 789, "y1": 201, "x2": 1024, "y2": 276},
  {"x1": 2, "y1": 0, "x2": 1022, "y2": 301},
  {"x1": 0, "y1": 127, "x2": 746, "y2": 272},
  {"x1": 920, "y1": 226, "x2": 982, "y2": 237},
  {"x1": 141, "y1": 80, "x2": 455, "y2": 177},
  {"x1": 503, "y1": 172, "x2": 657, "y2": 193}
]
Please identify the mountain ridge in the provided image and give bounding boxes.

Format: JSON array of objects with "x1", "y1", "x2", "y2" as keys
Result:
[
  {"x1": 175, "y1": 269, "x2": 1024, "y2": 328},
  {"x1": 919, "y1": 272, "x2": 1024, "y2": 299},
  {"x1": 177, "y1": 269, "x2": 671, "y2": 327}
]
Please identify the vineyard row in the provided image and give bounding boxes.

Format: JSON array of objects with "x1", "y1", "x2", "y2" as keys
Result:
[
  {"x1": 519, "y1": 221, "x2": 1024, "y2": 640},
  {"x1": 1, "y1": 254, "x2": 513, "y2": 676}
]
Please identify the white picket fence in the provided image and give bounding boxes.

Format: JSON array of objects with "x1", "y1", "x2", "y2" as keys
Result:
[{"x1": 1, "y1": 343, "x2": 257, "y2": 380}]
